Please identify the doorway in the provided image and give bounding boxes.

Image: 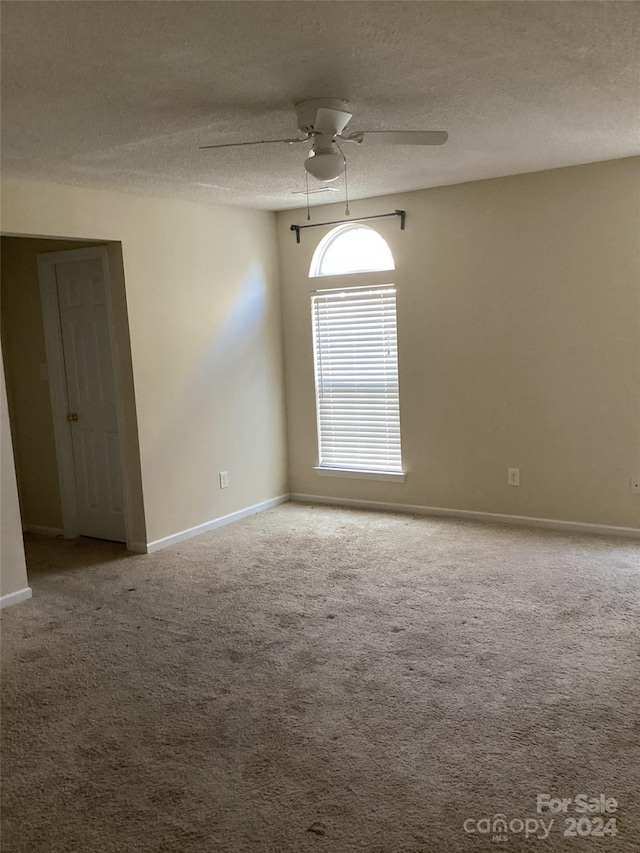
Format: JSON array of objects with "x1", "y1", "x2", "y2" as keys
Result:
[{"x1": 0, "y1": 236, "x2": 146, "y2": 552}]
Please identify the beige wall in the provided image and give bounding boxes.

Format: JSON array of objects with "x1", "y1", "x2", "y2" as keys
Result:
[
  {"x1": 277, "y1": 158, "x2": 640, "y2": 530},
  {"x1": 1, "y1": 237, "x2": 105, "y2": 532},
  {"x1": 1, "y1": 348, "x2": 29, "y2": 599},
  {"x1": 1, "y1": 178, "x2": 288, "y2": 546}
]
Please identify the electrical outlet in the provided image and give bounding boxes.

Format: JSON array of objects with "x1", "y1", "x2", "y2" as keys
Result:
[
  {"x1": 219, "y1": 471, "x2": 229, "y2": 489},
  {"x1": 630, "y1": 476, "x2": 640, "y2": 495},
  {"x1": 508, "y1": 467, "x2": 520, "y2": 487}
]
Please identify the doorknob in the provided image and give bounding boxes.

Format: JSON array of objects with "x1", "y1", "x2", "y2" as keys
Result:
[{"x1": 67, "y1": 412, "x2": 79, "y2": 422}]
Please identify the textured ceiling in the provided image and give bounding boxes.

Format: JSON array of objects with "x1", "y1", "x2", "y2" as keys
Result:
[{"x1": 1, "y1": 1, "x2": 639, "y2": 211}]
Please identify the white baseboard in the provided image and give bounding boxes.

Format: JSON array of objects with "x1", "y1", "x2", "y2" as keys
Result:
[
  {"x1": 22, "y1": 525, "x2": 64, "y2": 537},
  {"x1": 143, "y1": 494, "x2": 290, "y2": 554},
  {"x1": 290, "y1": 494, "x2": 640, "y2": 540},
  {"x1": 1, "y1": 587, "x2": 33, "y2": 609}
]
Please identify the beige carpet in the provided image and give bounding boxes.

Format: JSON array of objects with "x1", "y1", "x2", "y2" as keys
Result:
[{"x1": 2, "y1": 503, "x2": 639, "y2": 852}]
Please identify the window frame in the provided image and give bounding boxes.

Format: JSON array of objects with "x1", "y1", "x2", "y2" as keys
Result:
[{"x1": 309, "y1": 223, "x2": 396, "y2": 278}]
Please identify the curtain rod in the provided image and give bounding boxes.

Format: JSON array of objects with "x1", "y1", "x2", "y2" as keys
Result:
[{"x1": 290, "y1": 210, "x2": 406, "y2": 243}]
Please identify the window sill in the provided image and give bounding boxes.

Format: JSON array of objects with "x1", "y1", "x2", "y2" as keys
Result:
[{"x1": 313, "y1": 467, "x2": 406, "y2": 483}]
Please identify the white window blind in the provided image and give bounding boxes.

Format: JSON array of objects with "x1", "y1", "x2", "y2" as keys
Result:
[{"x1": 311, "y1": 285, "x2": 402, "y2": 473}]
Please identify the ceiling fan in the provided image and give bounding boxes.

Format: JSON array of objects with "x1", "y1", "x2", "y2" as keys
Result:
[{"x1": 199, "y1": 98, "x2": 448, "y2": 182}]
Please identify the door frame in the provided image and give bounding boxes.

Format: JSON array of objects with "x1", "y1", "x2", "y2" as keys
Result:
[{"x1": 37, "y1": 245, "x2": 130, "y2": 544}]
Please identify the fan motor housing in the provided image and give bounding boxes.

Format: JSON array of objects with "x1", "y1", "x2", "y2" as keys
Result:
[{"x1": 295, "y1": 98, "x2": 351, "y2": 135}]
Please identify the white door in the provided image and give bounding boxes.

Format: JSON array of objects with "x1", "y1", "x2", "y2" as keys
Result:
[{"x1": 39, "y1": 249, "x2": 126, "y2": 543}]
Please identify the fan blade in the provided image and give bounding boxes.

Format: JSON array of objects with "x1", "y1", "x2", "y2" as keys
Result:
[
  {"x1": 314, "y1": 107, "x2": 353, "y2": 136},
  {"x1": 199, "y1": 137, "x2": 307, "y2": 150},
  {"x1": 343, "y1": 130, "x2": 448, "y2": 146}
]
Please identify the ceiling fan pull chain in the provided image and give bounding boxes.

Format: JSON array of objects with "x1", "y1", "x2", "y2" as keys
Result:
[
  {"x1": 305, "y1": 171, "x2": 311, "y2": 221},
  {"x1": 344, "y1": 160, "x2": 350, "y2": 217},
  {"x1": 335, "y1": 139, "x2": 350, "y2": 216},
  {"x1": 342, "y1": 145, "x2": 350, "y2": 216}
]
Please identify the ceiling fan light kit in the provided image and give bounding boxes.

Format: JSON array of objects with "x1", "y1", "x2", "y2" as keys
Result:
[{"x1": 304, "y1": 149, "x2": 344, "y2": 182}]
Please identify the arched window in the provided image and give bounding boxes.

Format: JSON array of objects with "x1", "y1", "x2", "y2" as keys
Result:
[
  {"x1": 308, "y1": 224, "x2": 404, "y2": 481},
  {"x1": 310, "y1": 224, "x2": 395, "y2": 277}
]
